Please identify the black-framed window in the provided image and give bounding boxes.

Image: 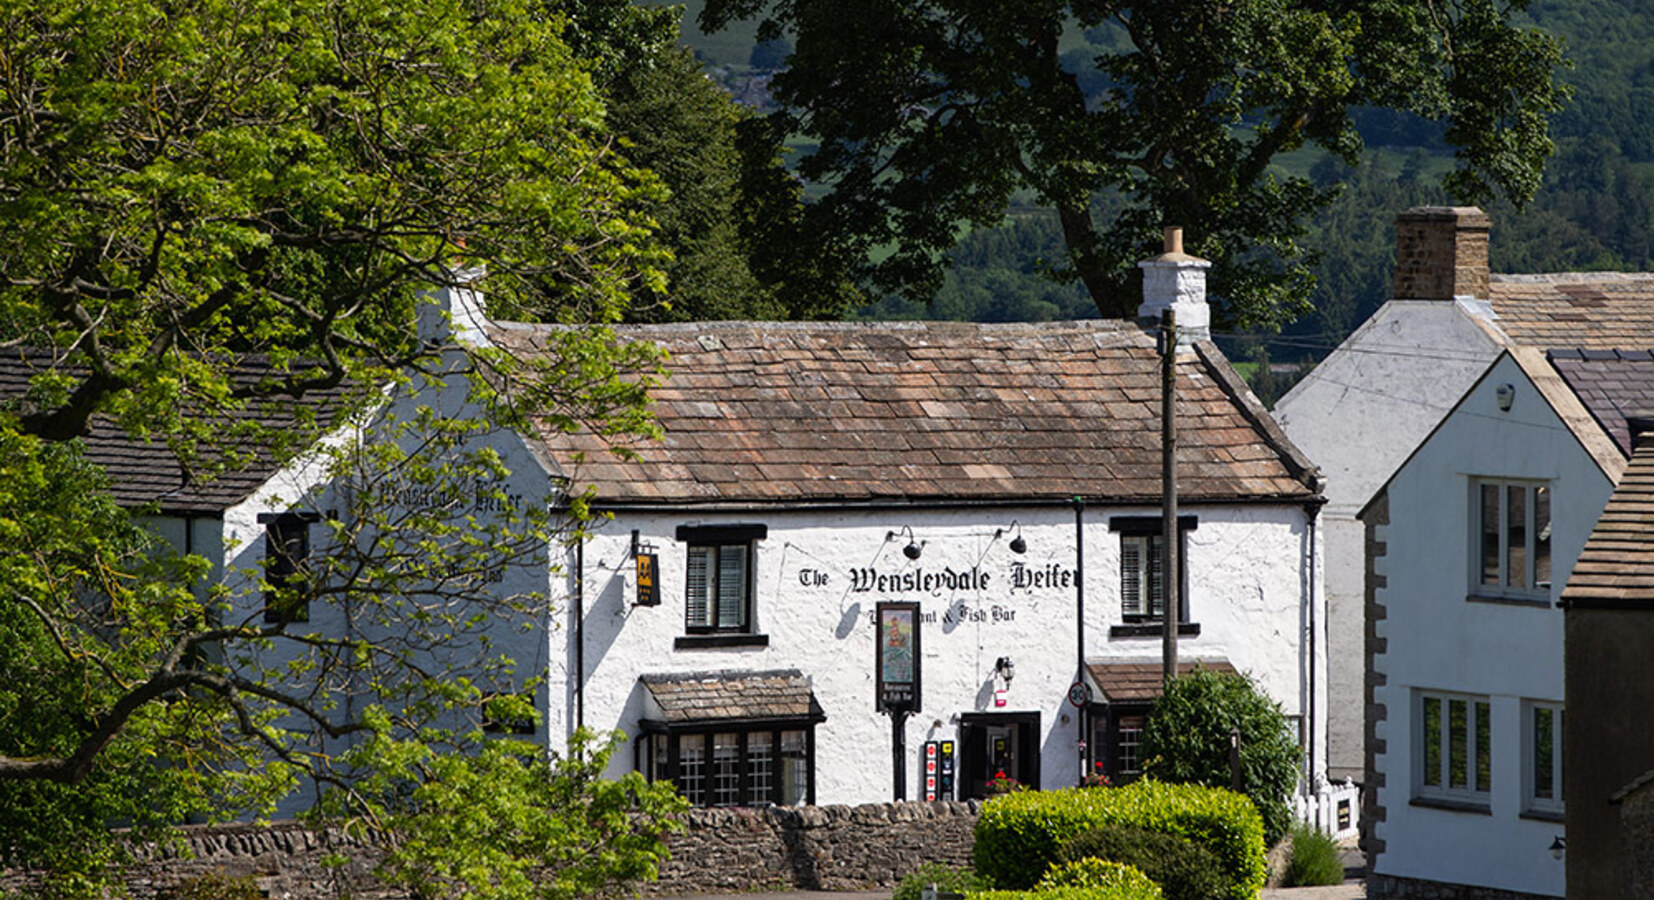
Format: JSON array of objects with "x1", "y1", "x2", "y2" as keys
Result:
[
  {"x1": 638, "y1": 723, "x2": 814, "y2": 807},
  {"x1": 677, "y1": 524, "x2": 766, "y2": 634},
  {"x1": 260, "y1": 512, "x2": 319, "y2": 624},
  {"x1": 1090, "y1": 703, "x2": 1150, "y2": 785},
  {"x1": 1110, "y1": 516, "x2": 1197, "y2": 624}
]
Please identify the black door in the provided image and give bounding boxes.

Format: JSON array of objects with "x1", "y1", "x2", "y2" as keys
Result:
[{"x1": 958, "y1": 712, "x2": 1040, "y2": 799}]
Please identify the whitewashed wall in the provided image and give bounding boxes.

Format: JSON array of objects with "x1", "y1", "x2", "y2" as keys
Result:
[
  {"x1": 1372, "y1": 353, "x2": 1614, "y2": 897},
  {"x1": 1274, "y1": 299, "x2": 1505, "y2": 782},
  {"x1": 217, "y1": 352, "x2": 561, "y2": 816},
  {"x1": 565, "y1": 500, "x2": 1323, "y2": 805}
]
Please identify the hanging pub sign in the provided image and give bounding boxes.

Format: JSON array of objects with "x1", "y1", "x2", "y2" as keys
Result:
[
  {"x1": 876, "y1": 601, "x2": 921, "y2": 712},
  {"x1": 635, "y1": 552, "x2": 660, "y2": 607}
]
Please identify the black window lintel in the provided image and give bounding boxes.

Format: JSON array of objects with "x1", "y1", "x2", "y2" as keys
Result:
[
  {"x1": 676, "y1": 523, "x2": 768, "y2": 543},
  {"x1": 1109, "y1": 515, "x2": 1198, "y2": 535}
]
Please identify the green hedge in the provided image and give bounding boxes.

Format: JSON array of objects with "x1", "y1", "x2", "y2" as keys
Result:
[
  {"x1": 1057, "y1": 824, "x2": 1229, "y2": 900},
  {"x1": 1038, "y1": 859, "x2": 1164, "y2": 897},
  {"x1": 972, "y1": 781, "x2": 1266, "y2": 900},
  {"x1": 973, "y1": 885, "x2": 1162, "y2": 900}
]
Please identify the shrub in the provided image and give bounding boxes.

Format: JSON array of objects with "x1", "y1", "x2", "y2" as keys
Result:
[
  {"x1": 1283, "y1": 822, "x2": 1345, "y2": 887},
  {"x1": 1140, "y1": 668, "x2": 1302, "y2": 845},
  {"x1": 972, "y1": 781, "x2": 1265, "y2": 900},
  {"x1": 161, "y1": 872, "x2": 263, "y2": 900},
  {"x1": 1057, "y1": 824, "x2": 1230, "y2": 900},
  {"x1": 974, "y1": 886, "x2": 1162, "y2": 900},
  {"x1": 1039, "y1": 858, "x2": 1165, "y2": 897},
  {"x1": 895, "y1": 863, "x2": 989, "y2": 900}
]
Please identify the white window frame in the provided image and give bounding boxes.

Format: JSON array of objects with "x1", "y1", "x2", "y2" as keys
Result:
[
  {"x1": 1472, "y1": 478, "x2": 1552, "y2": 599},
  {"x1": 1415, "y1": 689, "x2": 1492, "y2": 806},
  {"x1": 1524, "y1": 700, "x2": 1564, "y2": 816}
]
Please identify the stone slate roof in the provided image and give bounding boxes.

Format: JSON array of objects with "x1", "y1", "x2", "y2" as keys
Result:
[
  {"x1": 639, "y1": 669, "x2": 825, "y2": 724},
  {"x1": 493, "y1": 320, "x2": 1320, "y2": 507},
  {"x1": 1562, "y1": 436, "x2": 1654, "y2": 608},
  {"x1": 1086, "y1": 658, "x2": 1238, "y2": 703},
  {"x1": 1548, "y1": 350, "x2": 1654, "y2": 458},
  {"x1": 0, "y1": 352, "x2": 350, "y2": 514},
  {"x1": 1490, "y1": 273, "x2": 1654, "y2": 349}
]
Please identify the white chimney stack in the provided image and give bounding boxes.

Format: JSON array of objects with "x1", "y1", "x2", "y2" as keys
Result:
[
  {"x1": 416, "y1": 268, "x2": 493, "y2": 349},
  {"x1": 1137, "y1": 226, "x2": 1210, "y2": 349}
]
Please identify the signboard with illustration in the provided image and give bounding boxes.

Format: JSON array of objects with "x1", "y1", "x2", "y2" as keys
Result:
[{"x1": 876, "y1": 601, "x2": 921, "y2": 712}]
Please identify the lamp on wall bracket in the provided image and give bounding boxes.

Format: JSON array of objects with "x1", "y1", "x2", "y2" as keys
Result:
[
  {"x1": 994, "y1": 656, "x2": 1015, "y2": 685},
  {"x1": 996, "y1": 520, "x2": 1027, "y2": 554},
  {"x1": 889, "y1": 526, "x2": 925, "y2": 560},
  {"x1": 1550, "y1": 836, "x2": 1566, "y2": 861}
]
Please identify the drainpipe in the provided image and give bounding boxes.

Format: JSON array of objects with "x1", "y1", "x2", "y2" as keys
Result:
[
  {"x1": 1074, "y1": 496, "x2": 1086, "y2": 782},
  {"x1": 1306, "y1": 503, "x2": 1319, "y2": 795},
  {"x1": 575, "y1": 537, "x2": 585, "y2": 735}
]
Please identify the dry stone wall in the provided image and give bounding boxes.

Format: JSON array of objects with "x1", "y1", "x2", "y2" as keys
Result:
[{"x1": 0, "y1": 801, "x2": 979, "y2": 899}]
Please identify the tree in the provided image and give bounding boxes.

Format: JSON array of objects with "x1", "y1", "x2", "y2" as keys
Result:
[
  {"x1": 700, "y1": 0, "x2": 1567, "y2": 329},
  {"x1": 0, "y1": 0, "x2": 680, "y2": 893},
  {"x1": 548, "y1": 0, "x2": 861, "y2": 322},
  {"x1": 1140, "y1": 668, "x2": 1301, "y2": 845}
]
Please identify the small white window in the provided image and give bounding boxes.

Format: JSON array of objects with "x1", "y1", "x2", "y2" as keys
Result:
[
  {"x1": 1525, "y1": 701, "x2": 1564, "y2": 815},
  {"x1": 1416, "y1": 689, "x2": 1492, "y2": 806},
  {"x1": 1474, "y1": 479, "x2": 1552, "y2": 598}
]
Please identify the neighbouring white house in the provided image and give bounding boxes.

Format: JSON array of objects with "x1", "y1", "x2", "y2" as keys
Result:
[
  {"x1": 1361, "y1": 345, "x2": 1654, "y2": 899},
  {"x1": 1274, "y1": 206, "x2": 1654, "y2": 792},
  {"x1": 10, "y1": 240, "x2": 1343, "y2": 821}
]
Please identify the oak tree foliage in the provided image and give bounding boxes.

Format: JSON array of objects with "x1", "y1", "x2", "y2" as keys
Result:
[
  {"x1": 701, "y1": 0, "x2": 1567, "y2": 329},
  {"x1": 0, "y1": 0, "x2": 686, "y2": 894}
]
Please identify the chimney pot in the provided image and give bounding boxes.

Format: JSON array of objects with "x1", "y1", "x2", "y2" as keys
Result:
[{"x1": 1139, "y1": 226, "x2": 1210, "y2": 348}]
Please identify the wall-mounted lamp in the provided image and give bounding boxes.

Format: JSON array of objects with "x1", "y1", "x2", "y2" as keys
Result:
[
  {"x1": 1550, "y1": 835, "x2": 1566, "y2": 861},
  {"x1": 996, "y1": 520, "x2": 1027, "y2": 555},
  {"x1": 889, "y1": 526, "x2": 925, "y2": 560},
  {"x1": 994, "y1": 656, "x2": 1016, "y2": 685},
  {"x1": 1496, "y1": 383, "x2": 1515, "y2": 412}
]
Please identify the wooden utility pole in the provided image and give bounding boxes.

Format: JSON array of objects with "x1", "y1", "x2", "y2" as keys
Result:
[{"x1": 1161, "y1": 306, "x2": 1179, "y2": 686}]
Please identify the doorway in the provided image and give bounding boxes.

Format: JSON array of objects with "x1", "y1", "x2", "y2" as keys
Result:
[{"x1": 958, "y1": 712, "x2": 1040, "y2": 799}]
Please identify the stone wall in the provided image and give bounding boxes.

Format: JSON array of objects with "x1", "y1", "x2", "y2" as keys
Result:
[
  {"x1": 0, "y1": 801, "x2": 979, "y2": 899},
  {"x1": 1367, "y1": 873, "x2": 1558, "y2": 900},
  {"x1": 649, "y1": 801, "x2": 978, "y2": 894}
]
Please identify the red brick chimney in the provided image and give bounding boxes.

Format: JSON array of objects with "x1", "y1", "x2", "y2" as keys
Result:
[{"x1": 1393, "y1": 207, "x2": 1491, "y2": 301}]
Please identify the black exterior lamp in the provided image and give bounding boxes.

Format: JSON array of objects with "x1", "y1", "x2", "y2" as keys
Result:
[
  {"x1": 1550, "y1": 836, "x2": 1566, "y2": 861},
  {"x1": 889, "y1": 526, "x2": 925, "y2": 560},
  {"x1": 994, "y1": 656, "x2": 1015, "y2": 685},
  {"x1": 996, "y1": 520, "x2": 1027, "y2": 554}
]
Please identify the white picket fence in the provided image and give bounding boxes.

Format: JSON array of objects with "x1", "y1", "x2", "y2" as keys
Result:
[{"x1": 1294, "y1": 777, "x2": 1360, "y2": 841}]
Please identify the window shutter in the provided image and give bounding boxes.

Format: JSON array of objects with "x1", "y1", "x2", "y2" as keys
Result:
[
  {"x1": 1121, "y1": 537, "x2": 1141, "y2": 615},
  {"x1": 717, "y1": 544, "x2": 747, "y2": 628},
  {"x1": 1149, "y1": 534, "x2": 1165, "y2": 618},
  {"x1": 686, "y1": 547, "x2": 711, "y2": 627}
]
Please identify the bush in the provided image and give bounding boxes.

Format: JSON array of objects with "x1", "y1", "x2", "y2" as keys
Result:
[
  {"x1": 1283, "y1": 822, "x2": 1345, "y2": 887},
  {"x1": 895, "y1": 863, "x2": 989, "y2": 900},
  {"x1": 161, "y1": 872, "x2": 263, "y2": 900},
  {"x1": 974, "y1": 885, "x2": 1162, "y2": 900},
  {"x1": 1140, "y1": 668, "x2": 1302, "y2": 845},
  {"x1": 1058, "y1": 824, "x2": 1230, "y2": 900},
  {"x1": 1039, "y1": 859, "x2": 1165, "y2": 896},
  {"x1": 972, "y1": 781, "x2": 1265, "y2": 900}
]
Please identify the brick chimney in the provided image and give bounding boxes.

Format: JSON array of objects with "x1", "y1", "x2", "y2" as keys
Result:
[
  {"x1": 1393, "y1": 206, "x2": 1491, "y2": 301},
  {"x1": 1138, "y1": 226, "x2": 1210, "y2": 349}
]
